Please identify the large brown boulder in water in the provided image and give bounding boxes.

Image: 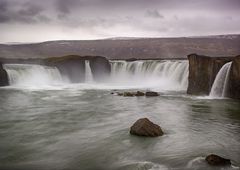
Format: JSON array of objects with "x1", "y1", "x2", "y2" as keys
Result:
[
  {"x1": 0, "y1": 62, "x2": 9, "y2": 86},
  {"x1": 130, "y1": 118, "x2": 164, "y2": 137},
  {"x1": 205, "y1": 154, "x2": 231, "y2": 166}
]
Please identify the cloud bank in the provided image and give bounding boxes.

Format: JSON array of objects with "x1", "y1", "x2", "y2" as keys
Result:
[{"x1": 0, "y1": 0, "x2": 240, "y2": 43}]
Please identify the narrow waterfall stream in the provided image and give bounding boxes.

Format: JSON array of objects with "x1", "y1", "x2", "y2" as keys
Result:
[
  {"x1": 210, "y1": 62, "x2": 232, "y2": 98},
  {"x1": 85, "y1": 60, "x2": 94, "y2": 83}
]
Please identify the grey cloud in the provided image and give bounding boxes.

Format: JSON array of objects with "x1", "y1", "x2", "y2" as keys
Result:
[
  {"x1": 0, "y1": 0, "x2": 50, "y2": 24},
  {"x1": 0, "y1": 0, "x2": 240, "y2": 42},
  {"x1": 146, "y1": 10, "x2": 164, "y2": 19}
]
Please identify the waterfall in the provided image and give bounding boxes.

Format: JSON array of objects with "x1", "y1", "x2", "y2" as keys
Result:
[
  {"x1": 3, "y1": 64, "x2": 63, "y2": 86},
  {"x1": 210, "y1": 62, "x2": 232, "y2": 98},
  {"x1": 110, "y1": 60, "x2": 189, "y2": 91},
  {"x1": 85, "y1": 60, "x2": 93, "y2": 83}
]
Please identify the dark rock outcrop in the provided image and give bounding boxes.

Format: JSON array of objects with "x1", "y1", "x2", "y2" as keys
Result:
[
  {"x1": 135, "y1": 91, "x2": 145, "y2": 96},
  {"x1": 187, "y1": 54, "x2": 234, "y2": 95},
  {"x1": 130, "y1": 118, "x2": 164, "y2": 137},
  {"x1": 205, "y1": 154, "x2": 231, "y2": 166},
  {"x1": 229, "y1": 55, "x2": 240, "y2": 99},
  {"x1": 89, "y1": 56, "x2": 111, "y2": 82},
  {"x1": 0, "y1": 62, "x2": 9, "y2": 86},
  {"x1": 123, "y1": 92, "x2": 135, "y2": 97},
  {"x1": 45, "y1": 55, "x2": 85, "y2": 83},
  {"x1": 145, "y1": 91, "x2": 159, "y2": 96}
]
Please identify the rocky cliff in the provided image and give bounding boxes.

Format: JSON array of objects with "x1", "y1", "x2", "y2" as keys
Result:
[
  {"x1": 187, "y1": 54, "x2": 234, "y2": 95},
  {"x1": 228, "y1": 56, "x2": 240, "y2": 99},
  {"x1": 0, "y1": 62, "x2": 9, "y2": 86}
]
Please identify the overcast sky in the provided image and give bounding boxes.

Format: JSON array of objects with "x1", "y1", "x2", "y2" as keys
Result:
[{"x1": 0, "y1": 0, "x2": 240, "y2": 43}]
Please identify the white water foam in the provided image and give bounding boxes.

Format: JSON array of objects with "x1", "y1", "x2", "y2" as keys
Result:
[
  {"x1": 3, "y1": 64, "x2": 63, "y2": 88},
  {"x1": 110, "y1": 60, "x2": 189, "y2": 91},
  {"x1": 85, "y1": 60, "x2": 94, "y2": 83},
  {"x1": 2, "y1": 60, "x2": 189, "y2": 92}
]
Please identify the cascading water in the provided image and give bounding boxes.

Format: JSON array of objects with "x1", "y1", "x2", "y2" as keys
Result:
[
  {"x1": 210, "y1": 62, "x2": 232, "y2": 98},
  {"x1": 3, "y1": 64, "x2": 63, "y2": 87},
  {"x1": 110, "y1": 60, "x2": 189, "y2": 91},
  {"x1": 85, "y1": 60, "x2": 94, "y2": 83}
]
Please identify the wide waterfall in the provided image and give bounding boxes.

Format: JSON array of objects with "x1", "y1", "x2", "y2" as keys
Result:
[
  {"x1": 110, "y1": 60, "x2": 189, "y2": 91},
  {"x1": 2, "y1": 60, "x2": 189, "y2": 91},
  {"x1": 210, "y1": 62, "x2": 232, "y2": 98},
  {"x1": 85, "y1": 60, "x2": 94, "y2": 83},
  {"x1": 3, "y1": 64, "x2": 63, "y2": 87}
]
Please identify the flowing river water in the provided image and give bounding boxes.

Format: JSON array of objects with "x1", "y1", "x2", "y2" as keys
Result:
[{"x1": 0, "y1": 60, "x2": 239, "y2": 170}]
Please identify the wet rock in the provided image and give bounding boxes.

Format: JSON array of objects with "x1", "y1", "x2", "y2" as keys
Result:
[
  {"x1": 205, "y1": 154, "x2": 231, "y2": 166},
  {"x1": 0, "y1": 62, "x2": 9, "y2": 86},
  {"x1": 187, "y1": 54, "x2": 234, "y2": 95},
  {"x1": 117, "y1": 92, "x2": 124, "y2": 96},
  {"x1": 89, "y1": 56, "x2": 111, "y2": 82},
  {"x1": 135, "y1": 91, "x2": 145, "y2": 96},
  {"x1": 45, "y1": 55, "x2": 110, "y2": 83},
  {"x1": 145, "y1": 91, "x2": 159, "y2": 96},
  {"x1": 229, "y1": 55, "x2": 240, "y2": 99},
  {"x1": 130, "y1": 118, "x2": 164, "y2": 137},
  {"x1": 123, "y1": 92, "x2": 135, "y2": 97}
]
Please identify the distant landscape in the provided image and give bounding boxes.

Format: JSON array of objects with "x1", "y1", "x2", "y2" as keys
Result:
[{"x1": 1, "y1": 34, "x2": 240, "y2": 59}]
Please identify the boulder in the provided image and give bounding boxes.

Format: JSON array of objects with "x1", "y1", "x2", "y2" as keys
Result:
[
  {"x1": 135, "y1": 91, "x2": 145, "y2": 96},
  {"x1": 0, "y1": 62, "x2": 9, "y2": 86},
  {"x1": 130, "y1": 118, "x2": 164, "y2": 137},
  {"x1": 205, "y1": 154, "x2": 231, "y2": 166},
  {"x1": 145, "y1": 91, "x2": 159, "y2": 96},
  {"x1": 187, "y1": 54, "x2": 234, "y2": 95},
  {"x1": 228, "y1": 55, "x2": 240, "y2": 99}
]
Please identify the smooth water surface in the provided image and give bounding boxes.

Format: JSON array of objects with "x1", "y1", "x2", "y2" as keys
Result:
[{"x1": 0, "y1": 86, "x2": 239, "y2": 170}]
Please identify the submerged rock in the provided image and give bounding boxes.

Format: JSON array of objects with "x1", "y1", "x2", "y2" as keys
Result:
[
  {"x1": 130, "y1": 118, "x2": 164, "y2": 137},
  {"x1": 135, "y1": 91, "x2": 145, "y2": 96},
  {"x1": 145, "y1": 91, "x2": 159, "y2": 96},
  {"x1": 205, "y1": 154, "x2": 231, "y2": 166}
]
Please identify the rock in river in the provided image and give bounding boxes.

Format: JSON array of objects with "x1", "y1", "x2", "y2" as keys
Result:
[
  {"x1": 205, "y1": 154, "x2": 231, "y2": 166},
  {"x1": 130, "y1": 118, "x2": 164, "y2": 137},
  {"x1": 145, "y1": 91, "x2": 159, "y2": 97}
]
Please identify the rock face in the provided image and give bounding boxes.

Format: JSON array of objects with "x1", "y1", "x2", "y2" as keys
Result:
[
  {"x1": 187, "y1": 54, "x2": 234, "y2": 95},
  {"x1": 130, "y1": 118, "x2": 164, "y2": 137},
  {"x1": 145, "y1": 91, "x2": 159, "y2": 96},
  {"x1": 45, "y1": 55, "x2": 85, "y2": 83},
  {"x1": 205, "y1": 154, "x2": 231, "y2": 166},
  {"x1": 89, "y1": 56, "x2": 111, "y2": 82},
  {"x1": 229, "y1": 55, "x2": 240, "y2": 99},
  {"x1": 0, "y1": 62, "x2": 9, "y2": 86}
]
